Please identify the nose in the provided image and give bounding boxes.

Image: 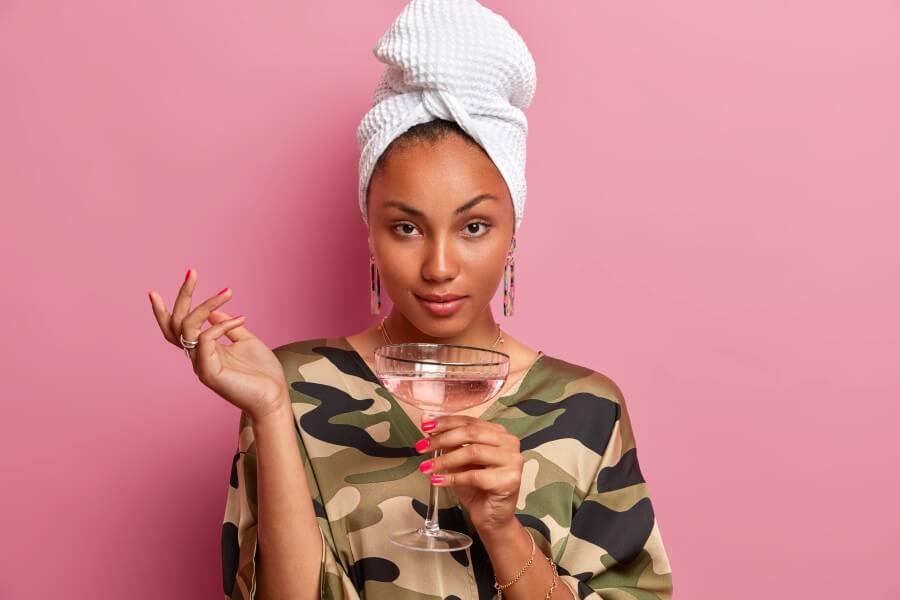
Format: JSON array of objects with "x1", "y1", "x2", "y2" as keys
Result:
[{"x1": 420, "y1": 235, "x2": 458, "y2": 283}]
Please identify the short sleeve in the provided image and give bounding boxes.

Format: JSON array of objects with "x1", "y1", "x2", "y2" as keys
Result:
[
  {"x1": 555, "y1": 386, "x2": 674, "y2": 599},
  {"x1": 221, "y1": 409, "x2": 361, "y2": 600}
]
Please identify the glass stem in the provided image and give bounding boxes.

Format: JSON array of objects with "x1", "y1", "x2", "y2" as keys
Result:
[{"x1": 423, "y1": 446, "x2": 442, "y2": 534}]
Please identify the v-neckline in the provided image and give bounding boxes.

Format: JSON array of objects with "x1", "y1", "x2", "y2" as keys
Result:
[{"x1": 338, "y1": 335, "x2": 546, "y2": 441}]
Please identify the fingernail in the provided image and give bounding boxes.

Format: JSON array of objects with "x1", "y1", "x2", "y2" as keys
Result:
[
  {"x1": 422, "y1": 420, "x2": 437, "y2": 432},
  {"x1": 218, "y1": 287, "x2": 230, "y2": 295},
  {"x1": 415, "y1": 438, "x2": 430, "y2": 453},
  {"x1": 185, "y1": 268, "x2": 191, "y2": 282},
  {"x1": 148, "y1": 291, "x2": 153, "y2": 304},
  {"x1": 430, "y1": 474, "x2": 445, "y2": 484},
  {"x1": 419, "y1": 459, "x2": 433, "y2": 473}
]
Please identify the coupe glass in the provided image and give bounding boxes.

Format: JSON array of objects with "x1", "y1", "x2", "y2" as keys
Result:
[{"x1": 374, "y1": 342, "x2": 511, "y2": 551}]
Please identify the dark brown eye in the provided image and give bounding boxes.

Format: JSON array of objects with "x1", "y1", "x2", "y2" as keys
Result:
[
  {"x1": 465, "y1": 221, "x2": 491, "y2": 237},
  {"x1": 392, "y1": 223, "x2": 419, "y2": 236}
]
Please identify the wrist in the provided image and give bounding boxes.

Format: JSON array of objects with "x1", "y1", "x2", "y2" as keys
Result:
[
  {"x1": 250, "y1": 396, "x2": 293, "y2": 430},
  {"x1": 479, "y1": 517, "x2": 526, "y2": 550}
]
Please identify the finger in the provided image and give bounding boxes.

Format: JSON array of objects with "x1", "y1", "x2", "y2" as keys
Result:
[
  {"x1": 431, "y1": 466, "x2": 521, "y2": 492},
  {"x1": 420, "y1": 414, "x2": 506, "y2": 436},
  {"x1": 208, "y1": 309, "x2": 255, "y2": 342},
  {"x1": 418, "y1": 443, "x2": 521, "y2": 474},
  {"x1": 419, "y1": 422, "x2": 514, "y2": 453},
  {"x1": 148, "y1": 290, "x2": 178, "y2": 345},
  {"x1": 181, "y1": 287, "x2": 233, "y2": 344},
  {"x1": 196, "y1": 314, "x2": 246, "y2": 366},
  {"x1": 171, "y1": 267, "x2": 199, "y2": 340}
]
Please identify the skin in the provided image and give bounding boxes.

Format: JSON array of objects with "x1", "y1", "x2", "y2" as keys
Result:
[
  {"x1": 346, "y1": 132, "x2": 569, "y2": 596},
  {"x1": 346, "y1": 131, "x2": 541, "y2": 403},
  {"x1": 345, "y1": 132, "x2": 546, "y2": 539},
  {"x1": 147, "y1": 131, "x2": 567, "y2": 597}
]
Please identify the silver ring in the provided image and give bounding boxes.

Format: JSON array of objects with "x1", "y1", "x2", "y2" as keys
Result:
[{"x1": 180, "y1": 333, "x2": 199, "y2": 358}]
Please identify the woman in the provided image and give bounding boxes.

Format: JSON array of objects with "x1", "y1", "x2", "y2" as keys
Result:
[{"x1": 149, "y1": 1, "x2": 673, "y2": 598}]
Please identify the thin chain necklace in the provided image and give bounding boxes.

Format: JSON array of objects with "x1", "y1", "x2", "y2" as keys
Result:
[{"x1": 378, "y1": 316, "x2": 504, "y2": 348}]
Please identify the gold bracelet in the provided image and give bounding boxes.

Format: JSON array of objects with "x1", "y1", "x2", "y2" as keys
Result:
[
  {"x1": 544, "y1": 555, "x2": 559, "y2": 599},
  {"x1": 493, "y1": 529, "x2": 560, "y2": 600},
  {"x1": 493, "y1": 528, "x2": 536, "y2": 599}
]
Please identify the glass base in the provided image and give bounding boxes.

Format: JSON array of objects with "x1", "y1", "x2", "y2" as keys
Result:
[{"x1": 389, "y1": 527, "x2": 473, "y2": 552}]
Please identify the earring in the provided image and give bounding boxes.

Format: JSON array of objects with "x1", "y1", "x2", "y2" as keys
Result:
[
  {"x1": 503, "y1": 236, "x2": 516, "y2": 317},
  {"x1": 370, "y1": 253, "x2": 382, "y2": 315}
]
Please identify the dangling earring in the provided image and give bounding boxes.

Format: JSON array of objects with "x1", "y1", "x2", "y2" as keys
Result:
[
  {"x1": 503, "y1": 236, "x2": 516, "y2": 317},
  {"x1": 370, "y1": 253, "x2": 382, "y2": 315}
]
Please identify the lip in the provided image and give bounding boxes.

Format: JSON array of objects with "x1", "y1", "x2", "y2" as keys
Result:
[
  {"x1": 415, "y1": 294, "x2": 467, "y2": 317},
  {"x1": 418, "y1": 293, "x2": 465, "y2": 302}
]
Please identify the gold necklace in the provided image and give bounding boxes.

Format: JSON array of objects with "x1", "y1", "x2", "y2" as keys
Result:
[{"x1": 378, "y1": 316, "x2": 504, "y2": 348}]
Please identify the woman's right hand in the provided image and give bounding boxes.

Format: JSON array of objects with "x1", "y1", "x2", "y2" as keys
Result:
[{"x1": 149, "y1": 268, "x2": 290, "y2": 421}]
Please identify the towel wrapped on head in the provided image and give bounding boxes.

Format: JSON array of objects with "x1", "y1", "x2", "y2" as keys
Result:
[{"x1": 357, "y1": 0, "x2": 537, "y2": 233}]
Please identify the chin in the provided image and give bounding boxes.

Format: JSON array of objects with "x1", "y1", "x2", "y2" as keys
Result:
[{"x1": 407, "y1": 311, "x2": 465, "y2": 336}]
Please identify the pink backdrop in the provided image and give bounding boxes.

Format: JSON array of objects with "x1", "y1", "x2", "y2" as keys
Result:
[{"x1": 2, "y1": 1, "x2": 897, "y2": 598}]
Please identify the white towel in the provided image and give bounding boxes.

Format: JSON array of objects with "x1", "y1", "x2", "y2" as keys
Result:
[{"x1": 357, "y1": 0, "x2": 537, "y2": 233}]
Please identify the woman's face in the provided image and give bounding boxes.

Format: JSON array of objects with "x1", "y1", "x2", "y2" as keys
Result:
[{"x1": 366, "y1": 132, "x2": 515, "y2": 337}]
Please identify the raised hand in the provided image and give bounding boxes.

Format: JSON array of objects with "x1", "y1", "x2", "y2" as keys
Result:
[{"x1": 148, "y1": 267, "x2": 289, "y2": 421}]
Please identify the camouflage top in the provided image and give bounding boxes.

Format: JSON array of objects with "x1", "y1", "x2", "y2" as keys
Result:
[{"x1": 222, "y1": 337, "x2": 673, "y2": 599}]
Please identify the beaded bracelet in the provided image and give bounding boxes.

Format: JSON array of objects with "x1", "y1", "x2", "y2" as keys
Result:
[{"x1": 493, "y1": 529, "x2": 560, "y2": 600}]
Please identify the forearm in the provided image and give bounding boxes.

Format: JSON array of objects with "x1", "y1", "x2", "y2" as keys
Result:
[
  {"x1": 482, "y1": 521, "x2": 574, "y2": 600},
  {"x1": 252, "y1": 401, "x2": 322, "y2": 600}
]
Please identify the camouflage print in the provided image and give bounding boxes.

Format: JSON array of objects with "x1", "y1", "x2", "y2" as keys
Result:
[{"x1": 222, "y1": 337, "x2": 673, "y2": 599}]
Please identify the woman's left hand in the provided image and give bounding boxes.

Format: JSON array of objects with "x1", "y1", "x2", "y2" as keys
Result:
[{"x1": 416, "y1": 415, "x2": 524, "y2": 538}]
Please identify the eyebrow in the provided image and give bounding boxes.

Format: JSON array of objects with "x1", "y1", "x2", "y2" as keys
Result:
[{"x1": 383, "y1": 193, "x2": 499, "y2": 217}]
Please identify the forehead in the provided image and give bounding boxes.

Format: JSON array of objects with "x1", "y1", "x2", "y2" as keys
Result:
[{"x1": 371, "y1": 134, "x2": 507, "y2": 201}]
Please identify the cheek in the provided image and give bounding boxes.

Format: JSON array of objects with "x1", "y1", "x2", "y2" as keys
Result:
[
  {"x1": 375, "y1": 250, "x2": 422, "y2": 300},
  {"x1": 461, "y1": 249, "x2": 508, "y2": 296}
]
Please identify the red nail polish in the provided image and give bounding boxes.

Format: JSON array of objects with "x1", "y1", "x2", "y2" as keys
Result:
[
  {"x1": 431, "y1": 474, "x2": 445, "y2": 484},
  {"x1": 185, "y1": 268, "x2": 191, "y2": 282},
  {"x1": 218, "y1": 287, "x2": 229, "y2": 295},
  {"x1": 422, "y1": 420, "x2": 437, "y2": 432},
  {"x1": 419, "y1": 459, "x2": 433, "y2": 473},
  {"x1": 415, "y1": 438, "x2": 430, "y2": 453}
]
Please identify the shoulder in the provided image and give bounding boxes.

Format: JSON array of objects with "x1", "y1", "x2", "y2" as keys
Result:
[
  {"x1": 271, "y1": 336, "x2": 331, "y2": 356},
  {"x1": 541, "y1": 356, "x2": 648, "y2": 456},
  {"x1": 270, "y1": 337, "x2": 324, "y2": 375},
  {"x1": 519, "y1": 356, "x2": 631, "y2": 485},
  {"x1": 271, "y1": 336, "x2": 354, "y2": 368},
  {"x1": 539, "y1": 353, "x2": 626, "y2": 407},
  {"x1": 521, "y1": 354, "x2": 630, "y2": 448},
  {"x1": 270, "y1": 336, "x2": 376, "y2": 391}
]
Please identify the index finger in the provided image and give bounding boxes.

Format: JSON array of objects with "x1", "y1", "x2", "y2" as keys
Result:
[
  {"x1": 208, "y1": 309, "x2": 255, "y2": 343},
  {"x1": 419, "y1": 414, "x2": 505, "y2": 434}
]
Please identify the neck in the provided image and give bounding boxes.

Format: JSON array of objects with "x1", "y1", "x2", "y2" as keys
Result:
[{"x1": 380, "y1": 309, "x2": 504, "y2": 349}]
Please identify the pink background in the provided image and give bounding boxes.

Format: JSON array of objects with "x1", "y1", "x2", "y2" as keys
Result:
[{"x1": 2, "y1": 1, "x2": 898, "y2": 598}]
